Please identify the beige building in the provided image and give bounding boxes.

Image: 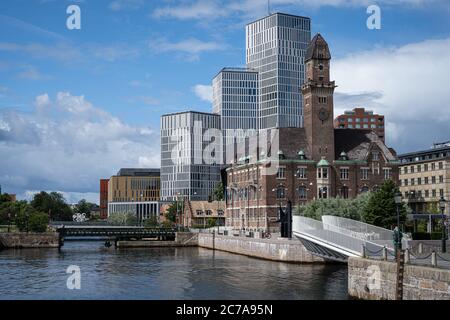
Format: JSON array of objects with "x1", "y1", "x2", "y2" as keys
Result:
[
  {"x1": 107, "y1": 168, "x2": 160, "y2": 222},
  {"x1": 183, "y1": 200, "x2": 226, "y2": 228},
  {"x1": 399, "y1": 142, "x2": 450, "y2": 213}
]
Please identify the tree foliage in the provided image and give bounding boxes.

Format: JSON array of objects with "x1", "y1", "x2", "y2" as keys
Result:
[
  {"x1": 212, "y1": 182, "x2": 224, "y2": 201},
  {"x1": 107, "y1": 212, "x2": 138, "y2": 226},
  {"x1": 364, "y1": 180, "x2": 408, "y2": 229},
  {"x1": 295, "y1": 180, "x2": 410, "y2": 230},
  {"x1": 74, "y1": 199, "x2": 96, "y2": 217},
  {"x1": 15, "y1": 205, "x2": 48, "y2": 233},
  {"x1": 144, "y1": 216, "x2": 158, "y2": 227},
  {"x1": 30, "y1": 191, "x2": 73, "y2": 221},
  {"x1": 164, "y1": 202, "x2": 178, "y2": 223}
]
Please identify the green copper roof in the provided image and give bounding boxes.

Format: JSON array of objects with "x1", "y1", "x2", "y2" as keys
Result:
[{"x1": 317, "y1": 157, "x2": 330, "y2": 167}]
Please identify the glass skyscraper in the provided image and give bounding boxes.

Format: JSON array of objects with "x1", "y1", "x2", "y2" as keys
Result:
[
  {"x1": 212, "y1": 67, "x2": 258, "y2": 161},
  {"x1": 246, "y1": 13, "x2": 311, "y2": 129},
  {"x1": 160, "y1": 111, "x2": 222, "y2": 202}
]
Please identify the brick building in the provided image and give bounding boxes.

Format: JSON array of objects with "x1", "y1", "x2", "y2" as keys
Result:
[
  {"x1": 99, "y1": 179, "x2": 109, "y2": 219},
  {"x1": 334, "y1": 108, "x2": 385, "y2": 142},
  {"x1": 225, "y1": 34, "x2": 400, "y2": 232}
]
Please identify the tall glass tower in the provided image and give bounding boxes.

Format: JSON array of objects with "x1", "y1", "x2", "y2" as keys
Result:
[{"x1": 246, "y1": 13, "x2": 311, "y2": 129}]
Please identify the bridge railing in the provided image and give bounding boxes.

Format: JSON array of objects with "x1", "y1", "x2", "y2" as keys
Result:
[{"x1": 293, "y1": 216, "x2": 379, "y2": 257}]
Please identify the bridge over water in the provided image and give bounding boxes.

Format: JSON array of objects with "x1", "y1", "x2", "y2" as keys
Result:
[
  {"x1": 293, "y1": 215, "x2": 400, "y2": 262},
  {"x1": 54, "y1": 225, "x2": 178, "y2": 247}
]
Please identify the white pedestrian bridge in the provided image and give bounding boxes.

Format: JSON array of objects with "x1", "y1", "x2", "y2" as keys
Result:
[{"x1": 293, "y1": 215, "x2": 405, "y2": 262}]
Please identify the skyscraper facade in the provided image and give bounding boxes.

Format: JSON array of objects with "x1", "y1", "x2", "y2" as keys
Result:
[
  {"x1": 212, "y1": 68, "x2": 258, "y2": 159},
  {"x1": 246, "y1": 13, "x2": 311, "y2": 129},
  {"x1": 160, "y1": 111, "x2": 222, "y2": 202}
]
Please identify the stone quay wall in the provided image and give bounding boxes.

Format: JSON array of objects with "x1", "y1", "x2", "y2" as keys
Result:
[
  {"x1": 197, "y1": 233, "x2": 325, "y2": 263},
  {"x1": 117, "y1": 232, "x2": 198, "y2": 248},
  {"x1": 348, "y1": 257, "x2": 450, "y2": 300},
  {"x1": 0, "y1": 232, "x2": 59, "y2": 249}
]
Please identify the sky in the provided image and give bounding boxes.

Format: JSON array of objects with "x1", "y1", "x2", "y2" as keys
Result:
[{"x1": 0, "y1": 0, "x2": 449, "y2": 204}]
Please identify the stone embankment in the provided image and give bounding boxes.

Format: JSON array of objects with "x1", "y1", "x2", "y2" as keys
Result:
[{"x1": 0, "y1": 232, "x2": 59, "y2": 249}]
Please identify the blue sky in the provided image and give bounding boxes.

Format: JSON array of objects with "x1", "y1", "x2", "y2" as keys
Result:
[{"x1": 1, "y1": 0, "x2": 450, "y2": 203}]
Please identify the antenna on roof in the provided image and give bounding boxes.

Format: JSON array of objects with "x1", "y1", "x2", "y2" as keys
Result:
[{"x1": 268, "y1": 0, "x2": 271, "y2": 15}]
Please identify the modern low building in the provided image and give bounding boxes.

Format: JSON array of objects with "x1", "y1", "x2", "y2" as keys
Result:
[
  {"x1": 183, "y1": 200, "x2": 226, "y2": 228},
  {"x1": 160, "y1": 111, "x2": 222, "y2": 202},
  {"x1": 107, "y1": 168, "x2": 160, "y2": 223},
  {"x1": 399, "y1": 142, "x2": 450, "y2": 214},
  {"x1": 99, "y1": 179, "x2": 109, "y2": 219},
  {"x1": 225, "y1": 34, "x2": 400, "y2": 233},
  {"x1": 334, "y1": 107, "x2": 385, "y2": 142}
]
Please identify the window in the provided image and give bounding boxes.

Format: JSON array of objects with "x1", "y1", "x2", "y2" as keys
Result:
[
  {"x1": 297, "y1": 167, "x2": 307, "y2": 179},
  {"x1": 404, "y1": 179, "x2": 408, "y2": 186},
  {"x1": 361, "y1": 186, "x2": 369, "y2": 193},
  {"x1": 372, "y1": 152, "x2": 379, "y2": 161},
  {"x1": 276, "y1": 187, "x2": 285, "y2": 199},
  {"x1": 383, "y1": 168, "x2": 391, "y2": 180},
  {"x1": 439, "y1": 162, "x2": 443, "y2": 170},
  {"x1": 205, "y1": 210, "x2": 212, "y2": 216},
  {"x1": 417, "y1": 165, "x2": 421, "y2": 172},
  {"x1": 440, "y1": 189, "x2": 444, "y2": 197},
  {"x1": 418, "y1": 177, "x2": 422, "y2": 185},
  {"x1": 340, "y1": 168, "x2": 349, "y2": 180},
  {"x1": 196, "y1": 210, "x2": 203, "y2": 216},
  {"x1": 298, "y1": 186, "x2": 307, "y2": 200},
  {"x1": 425, "y1": 177, "x2": 429, "y2": 184},
  {"x1": 340, "y1": 186, "x2": 349, "y2": 199},
  {"x1": 318, "y1": 97, "x2": 327, "y2": 104},
  {"x1": 318, "y1": 167, "x2": 328, "y2": 179},
  {"x1": 425, "y1": 190, "x2": 429, "y2": 198},
  {"x1": 432, "y1": 176, "x2": 436, "y2": 184},
  {"x1": 411, "y1": 178, "x2": 415, "y2": 185},
  {"x1": 439, "y1": 175, "x2": 444, "y2": 183},
  {"x1": 361, "y1": 168, "x2": 369, "y2": 180},
  {"x1": 410, "y1": 166, "x2": 414, "y2": 173},
  {"x1": 424, "y1": 164, "x2": 428, "y2": 171},
  {"x1": 432, "y1": 189, "x2": 437, "y2": 197},
  {"x1": 318, "y1": 187, "x2": 328, "y2": 199},
  {"x1": 276, "y1": 167, "x2": 285, "y2": 179}
]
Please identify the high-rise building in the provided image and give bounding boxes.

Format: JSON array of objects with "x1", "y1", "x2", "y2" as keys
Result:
[
  {"x1": 399, "y1": 142, "x2": 450, "y2": 214},
  {"x1": 334, "y1": 107, "x2": 385, "y2": 142},
  {"x1": 99, "y1": 179, "x2": 109, "y2": 219},
  {"x1": 107, "y1": 168, "x2": 160, "y2": 223},
  {"x1": 212, "y1": 67, "x2": 259, "y2": 149},
  {"x1": 246, "y1": 13, "x2": 311, "y2": 129},
  {"x1": 160, "y1": 111, "x2": 222, "y2": 202}
]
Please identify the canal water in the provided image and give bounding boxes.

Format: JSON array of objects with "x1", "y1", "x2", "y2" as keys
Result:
[{"x1": 0, "y1": 241, "x2": 349, "y2": 300}]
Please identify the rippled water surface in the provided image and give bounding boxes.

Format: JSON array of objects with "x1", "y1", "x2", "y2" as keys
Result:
[{"x1": 0, "y1": 241, "x2": 349, "y2": 300}]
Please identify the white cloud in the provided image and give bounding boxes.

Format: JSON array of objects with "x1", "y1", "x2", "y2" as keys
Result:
[
  {"x1": 0, "y1": 92, "x2": 160, "y2": 203},
  {"x1": 332, "y1": 37, "x2": 450, "y2": 152},
  {"x1": 16, "y1": 66, "x2": 51, "y2": 81},
  {"x1": 193, "y1": 84, "x2": 213, "y2": 103},
  {"x1": 109, "y1": 0, "x2": 144, "y2": 11},
  {"x1": 152, "y1": 0, "x2": 450, "y2": 22},
  {"x1": 149, "y1": 37, "x2": 225, "y2": 60}
]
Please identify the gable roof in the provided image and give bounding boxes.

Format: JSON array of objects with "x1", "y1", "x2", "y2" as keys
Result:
[{"x1": 334, "y1": 129, "x2": 397, "y2": 162}]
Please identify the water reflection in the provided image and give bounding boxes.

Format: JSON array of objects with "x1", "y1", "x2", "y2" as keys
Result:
[{"x1": 0, "y1": 242, "x2": 349, "y2": 300}]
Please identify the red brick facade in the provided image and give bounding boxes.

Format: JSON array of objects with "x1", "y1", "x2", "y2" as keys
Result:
[
  {"x1": 99, "y1": 179, "x2": 109, "y2": 219},
  {"x1": 225, "y1": 34, "x2": 400, "y2": 232}
]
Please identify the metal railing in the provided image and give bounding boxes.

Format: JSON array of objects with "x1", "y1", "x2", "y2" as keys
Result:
[{"x1": 293, "y1": 216, "x2": 384, "y2": 257}]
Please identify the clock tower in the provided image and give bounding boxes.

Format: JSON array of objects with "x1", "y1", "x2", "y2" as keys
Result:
[{"x1": 301, "y1": 33, "x2": 336, "y2": 163}]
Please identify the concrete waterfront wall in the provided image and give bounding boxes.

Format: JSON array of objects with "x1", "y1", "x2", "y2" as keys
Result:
[
  {"x1": 198, "y1": 233, "x2": 325, "y2": 263},
  {"x1": 348, "y1": 257, "x2": 450, "y2": 300},
  {"x1": 118, "y1": 232, "x2": 198, "y2": 248},
  {"x1": 0, "y1": 232, "x2": 59, "y2": 249}
]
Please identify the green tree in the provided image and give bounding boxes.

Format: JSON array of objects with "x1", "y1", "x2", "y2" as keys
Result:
[
  {"x1": 31, "y1": 191, "x2": 73, "y2": 221},
  {"x1": 28, "y1": 212, "x2": 49, "y2": 233},
  {"x1": 207, "y1": 217, "x2": 217, "y2": 228},
  {"x1": 15, "y1": 205, "x2": 48, "y2": 232},
  {"x1": 0, "y1": 193, "x2": 12, "y2": 204},
  {"x1": 363, "y1": 180, "x2": 407, "y2": 229},
  {"x1": 212, "y1": 182, "x2": 224, "y2": 201},
  {"x1": 107, "y1": 212, "x2": 137, "y2": 226},
  {"x1": 164, "y1": 202, "x2": 178, "y2": 223},
  {"x1": 0, "y1": 200, "x2": 27, "y2": 224},
  {"x1": 74, "y1": 199, "x2": 96, "y2": 218}
]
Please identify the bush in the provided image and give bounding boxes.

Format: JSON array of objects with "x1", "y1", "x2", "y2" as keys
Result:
[
  {"x1": 28, "y1": 212, "x2": 49, "y2": 233},
  {"x1": 107, "y1": 212, "x2": 137, "y2": 226},
  {"x1": 144, "y1": 216, "x2": 158, "y2": 227}
]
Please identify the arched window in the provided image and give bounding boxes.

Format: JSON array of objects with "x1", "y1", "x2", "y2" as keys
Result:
[{"x1": 276, "y1": 187, "x2": 285, "y2": 199}]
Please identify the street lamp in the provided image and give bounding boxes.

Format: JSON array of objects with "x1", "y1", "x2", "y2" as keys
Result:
[
  {"x1": 7, "y1": 212, "x2": 11, "y2": 233},
  {"x1": 394, "y1": 192, "x2": 403, "y2": 255},
  {"x1": 439, "y1": 196, "x2": 447, "y2": 253}
]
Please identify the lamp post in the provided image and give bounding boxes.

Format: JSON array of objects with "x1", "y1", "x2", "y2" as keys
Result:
[
  {"x1": 7, "y1": 212, "x2": 11, "y2": 233},
  {"x1": 394, "y1": 192, "x2": 403, "y2": 256},
  {"x1": 439, "y1": 196, "x2": 447, "y2": 253}
]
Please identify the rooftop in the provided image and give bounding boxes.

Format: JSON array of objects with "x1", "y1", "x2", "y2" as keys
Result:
[{"x1": 116, "y1": 168, "x2": 160, "y2": 177}]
